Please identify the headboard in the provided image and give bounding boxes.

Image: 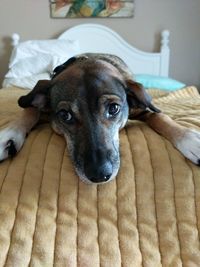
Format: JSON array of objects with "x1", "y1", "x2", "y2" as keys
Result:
[
  {"x1": 58, "y1": 24, "x2": 170, "y2": 77},
  {"x1": 11, "y1": 23, "x2": 170, "y2": 77}
]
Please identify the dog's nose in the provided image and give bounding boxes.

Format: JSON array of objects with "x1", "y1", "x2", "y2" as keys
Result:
[
  {"x1": 86, "y1": 162, "x2": 113, "y2": 183},
  {"x1": 90, "y1": 174, "x2": 111, "y2": 183}
]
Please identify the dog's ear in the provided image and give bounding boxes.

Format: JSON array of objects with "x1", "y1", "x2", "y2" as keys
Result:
[
  {"x1": 18, "y1": 80, "x2": 51, "y2": 109},
  {"x1": 126, "y1": 80, "x2": 160, "y2": 116},
  {"x1": 51, "y1": 56, "x2": 77, "y2": 79}
]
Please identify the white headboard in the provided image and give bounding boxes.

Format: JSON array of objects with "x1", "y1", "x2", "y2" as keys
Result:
[
  {"x1": 59, "y1": 24, "x2": 170, "y2": 77},
  {"x1": 11, "y1": 23, "x2": 170, "y2": 77}
]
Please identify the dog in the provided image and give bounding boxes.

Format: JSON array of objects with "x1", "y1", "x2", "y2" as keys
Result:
[{"x1": 0, "y1": 53, "x2": 200, "y2": 184}]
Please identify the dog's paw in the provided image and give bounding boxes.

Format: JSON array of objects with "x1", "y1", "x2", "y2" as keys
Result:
[
  {"x1": 175, "y1": 129, "x2": 200, "y2": 165},
  {"x1": 0, "y1": 126, "x2": 26, "y2": 161}
]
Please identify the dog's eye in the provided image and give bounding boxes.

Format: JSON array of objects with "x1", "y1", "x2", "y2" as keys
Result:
[
  {"x1": 57, "y1": 109, "x2": 72, "y2": 122},
  {"x1": 108, "y1": 103, "x2": 120, "y2": 117}
]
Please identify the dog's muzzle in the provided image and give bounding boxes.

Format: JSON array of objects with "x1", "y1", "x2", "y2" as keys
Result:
[{"x1": 84, "y1": 161, "x2": 113, "y2": 183}]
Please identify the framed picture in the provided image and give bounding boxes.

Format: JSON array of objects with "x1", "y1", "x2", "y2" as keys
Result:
[{"x1": 50, "y1": 0, "x2": 134, "y2": 18}]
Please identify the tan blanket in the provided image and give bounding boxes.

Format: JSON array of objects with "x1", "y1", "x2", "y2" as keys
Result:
[{"x1": 0, "y1": 86, "x2": 200, "y2": 267}]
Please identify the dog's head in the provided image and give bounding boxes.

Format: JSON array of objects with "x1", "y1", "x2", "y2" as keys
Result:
[{"x1": 18, "y1": 57, "x2": 159, "y2": 184}]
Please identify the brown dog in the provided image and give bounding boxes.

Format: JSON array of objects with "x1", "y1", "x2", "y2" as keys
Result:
[{"x1": 0, "y1": 53, "x2": 200, "y2": 184}]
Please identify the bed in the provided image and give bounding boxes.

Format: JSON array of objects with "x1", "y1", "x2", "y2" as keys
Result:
[{"x1": 0, "y1": 24, "x2": 200, "y2": 267}]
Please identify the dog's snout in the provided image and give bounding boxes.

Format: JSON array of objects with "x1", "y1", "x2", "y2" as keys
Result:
[
  {"x1": 90, "y1": 175, "x2": 111, "y2": 183},
  {"x1": 85, "y1": 161, "x2": 113, "y2": 183}
]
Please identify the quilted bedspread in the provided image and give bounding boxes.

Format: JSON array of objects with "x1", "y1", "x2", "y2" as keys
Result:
[{"x1": 0, "y1": 86, "x2": 200, "y2": 267}]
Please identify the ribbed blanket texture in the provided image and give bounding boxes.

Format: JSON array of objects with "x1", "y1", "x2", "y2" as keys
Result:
[{"x1": 0, "y1": 86, "x2": 200, "y2": 267}]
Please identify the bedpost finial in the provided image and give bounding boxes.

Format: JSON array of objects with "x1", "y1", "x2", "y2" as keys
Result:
[
  {"x1": 11, "y1": 33, "x2": 20, "y2": 47},
  {"x1": 161, "y1": 30, "x2": 170, "y2": 50}
]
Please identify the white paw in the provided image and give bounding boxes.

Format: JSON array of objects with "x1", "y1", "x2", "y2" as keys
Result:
[
  {"x1": 175, "y1": 129, "x2": 200, "y2": 165},
  {"x1": 0, "y1": 126, "x2": 26, "y2": 161}
]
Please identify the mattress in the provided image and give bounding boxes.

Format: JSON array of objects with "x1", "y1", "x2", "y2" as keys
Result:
[{"x1": 0, "y1": 86, "x2": 200, "y2": 267}]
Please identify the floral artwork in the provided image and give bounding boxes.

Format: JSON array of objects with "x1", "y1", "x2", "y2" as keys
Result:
[{"x1": 50, "y1": 0, "x2": 134, "y2": 18}]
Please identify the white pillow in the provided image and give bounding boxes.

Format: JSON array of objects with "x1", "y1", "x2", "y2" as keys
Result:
[
  {"x1": 5, "y1": 52, "x2": 52, "y2": 78},
  {"x1": 9, "y1": 39, "x2": 80, "y2": 67},
  {"x1": 5, "y1": 53, "x2": 72, "y2": 79},
  {"x1": 3, "y1": 38, "x2": 80, "y2": 89}
]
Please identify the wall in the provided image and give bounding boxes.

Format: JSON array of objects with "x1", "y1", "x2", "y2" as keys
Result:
[{"x1": 0, "y1": 0, "x2": 200, "y2": 88}]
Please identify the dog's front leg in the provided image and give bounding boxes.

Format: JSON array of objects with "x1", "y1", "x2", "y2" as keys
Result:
[
  {"x1": 140, "y1": 112, "x2": 200, "y2": 165},
  {"x1": 0, "y1": 107, "x2": 40, "y2": 161}
]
